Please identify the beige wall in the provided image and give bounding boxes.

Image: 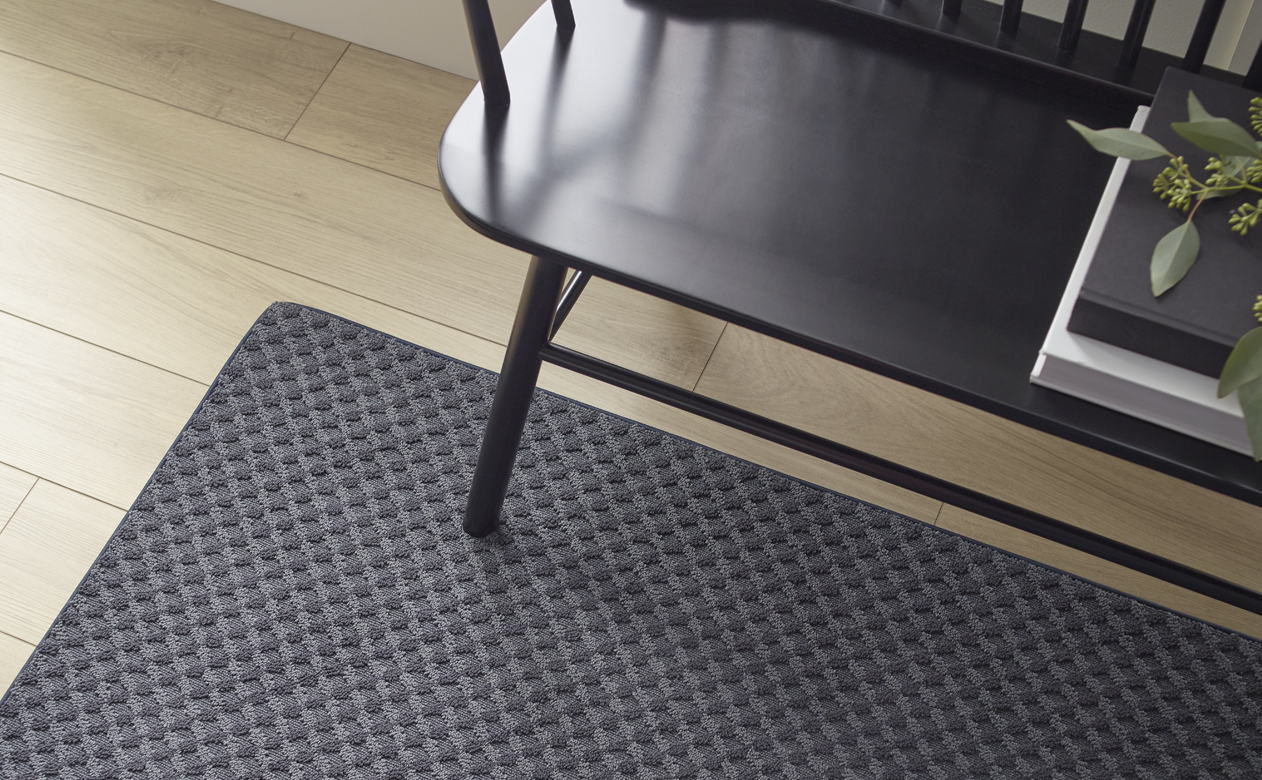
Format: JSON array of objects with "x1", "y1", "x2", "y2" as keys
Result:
[{"x1": 213, "y1": 0, "x2": 545, "y2": 79}]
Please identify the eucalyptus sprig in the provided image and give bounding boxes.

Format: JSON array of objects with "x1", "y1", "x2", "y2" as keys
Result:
[
  {"x1": 1069, "y1": 92, "x2": 1262, "y2": 296},
  {"x1": 1220, "y1": 298, "x2": 1262, "y2": 459},
  {"x1": 1070, "y1": 92, "x2": 1262, "y2": 459}
]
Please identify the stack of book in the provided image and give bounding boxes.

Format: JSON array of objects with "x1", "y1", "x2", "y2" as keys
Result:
[{"x1": 1032, "y1": 69, "x2": 1262, "y2": 456}]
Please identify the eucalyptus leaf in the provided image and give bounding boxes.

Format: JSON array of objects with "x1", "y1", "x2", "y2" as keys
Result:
[
  {"x1": 1066, "y1": 120, "x2": 1170, "y2": 161},
  {"x1": 1187, "y1": 91, "x2": 1214, "y2": 122},
  {"x1": 1236, "y1": 377, "x2": 1262, "y2": 461},
  {"x1": 1150, "y1": 221, "x2": 1200, "y2": 296},
  {"x1": 1171, "y1": 118, "x2": 1262, "y2": 159},
  {"x1": 1218, "y1": 327, "x2": 1262, "y2": 397}
]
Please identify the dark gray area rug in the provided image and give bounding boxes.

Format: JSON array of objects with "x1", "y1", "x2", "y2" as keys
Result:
[{"x1": 2, "y1": 302, "x2": 1260, "y2": 779}]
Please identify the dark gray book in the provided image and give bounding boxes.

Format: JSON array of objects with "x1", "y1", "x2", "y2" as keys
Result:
[
  {"x1": 1033, "y1": 106, "x2": 1251, "y2": 456},
  {"x1": 1067, "y1": 68, "x2": 1262, "y2": 378}
]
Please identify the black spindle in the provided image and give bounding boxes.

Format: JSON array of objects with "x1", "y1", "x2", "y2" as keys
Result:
[
  {"x1": 1245, "y1": 40, "x2": 1262, "y2": 90},
  {"x1": 1000, "y1": 0, "x2": 1023, "y2": 36},
  {"x1": 1059, "y1": 0, "x2": 1089, "y2": 51},
  {"x1": 462, "y1": 0, "x2": 510, "y2": 105},
  {"x1": 1183, "y1": 0, "x2": 1227, "y2": 73},
  {"x1": 1118, "y1": 0, "x2": 1156, "y2": 70},
  {"x1": 552, "y1": 0, "x2": 576, "y2": 32},
  {"x1": 549, "y1": 271, "x2": 591, "y2": 339},
  {"x1": 942, "y1": 0, "x2": 962, "y2": 18}
]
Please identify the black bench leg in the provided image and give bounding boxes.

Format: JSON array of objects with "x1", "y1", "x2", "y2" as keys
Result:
[{"x1": 464, "y1": 256, "x2": 568, "y2": 536}]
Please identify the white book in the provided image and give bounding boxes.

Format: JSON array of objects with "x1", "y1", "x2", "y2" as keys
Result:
[{"x1": 1030, "y1": 105, "x2": 1251, "y2": 456}]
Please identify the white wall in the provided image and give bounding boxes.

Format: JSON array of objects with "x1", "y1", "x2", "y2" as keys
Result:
[
  {"x1": 215, "y1": 0, "x2": 545, "y2": 79},
  {"x1": 1231, "y1": 0, "x2": 1262, "y2": 71},
  {"x1": 218, "y1": 0, "x2": 1257, "y2": 79}
]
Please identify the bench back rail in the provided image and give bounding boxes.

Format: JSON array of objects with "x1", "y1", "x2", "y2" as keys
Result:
[{"x1": 460, "y1": 0, "x2": 1262, "y2": 107}]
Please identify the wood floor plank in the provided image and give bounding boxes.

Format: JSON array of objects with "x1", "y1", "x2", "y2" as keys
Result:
[
  {"x1": 0, "y1": 313, "x2": 206, "y2": 509},
  {"x1": 0, "y1": 63, "x2": 721, "y2": 397},
  {"x1": 937, "y1": 505, "x2": 1262, "y2": 640},
  {"x1": 536, "y1": 364, "x2": 944, "y2": 523},
  {"x1": 695, "y1": 325, "x2": 1262, "y2": 592},
  {"x1": 0, "y1": 51, "x2": 529, "y2": 347},
  {"x1": 0, "y1": 464, "x2": 35, "y2": 531},
  {"x1": 0, "y1": 480, "x2": 124, "y2": 643},
  {"x1": 0, "y1": 0, "x2": 346, "y2": 137},
  {"x1": 0, "y1": 176, "x2": 718, "y2": 403},
  {"x1": 0, "y1": 175, "x2": 507, "y2": 385},
  {"x1": 0, "y1": 632, "x2": 35, "y2": 699},
  {"x1": 555, "y1": 278, "x2": 727, "y2": 390},
  {"x1": 286, "y1": 45, "x2": 474, "y2": 189}
]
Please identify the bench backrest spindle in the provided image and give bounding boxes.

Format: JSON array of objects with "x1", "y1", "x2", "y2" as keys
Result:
[
  {"x1": 1000, "y1": 0, "x2": 1024, "y2": 36},
  {"x1": 464, "y1": 0, "x2": 575, "y2": 106},
  {"x1": 1059, "y1": 0, "x2": 1089, "y2": 51},
  {"x1": 462, "y1": 0, "x2": 1260, "y2": 111},
  {"x1": 551, "y1": 0, "x2": 577, "y2": 32},
  {"x1": 462, "y1": 0, "x2": 510, "y2": 105},
  {"x1": 1119, "y1": 0, "x2": 1157, "y2": 70},
  {"x1": 1184, "y1": 0, "x2": 1227, "y2": 72}
]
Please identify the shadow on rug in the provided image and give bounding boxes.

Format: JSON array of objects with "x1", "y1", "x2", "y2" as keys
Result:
[{"x1": 1, "y1": 302, "x2": 1259, "y2": 779}]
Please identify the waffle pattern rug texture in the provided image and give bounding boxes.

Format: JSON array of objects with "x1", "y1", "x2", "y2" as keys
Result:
[{"x1": 2, "y1": 303, "x2": 1260, "y2": 779}]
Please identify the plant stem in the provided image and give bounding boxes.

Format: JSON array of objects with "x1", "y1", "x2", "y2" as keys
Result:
[
  {"x1": 1220, "y1": 175, "x2": 1262, "y2": 194},
  {"x1": 1188, "y1": 191, "x2": 1208, "y2": 221}
]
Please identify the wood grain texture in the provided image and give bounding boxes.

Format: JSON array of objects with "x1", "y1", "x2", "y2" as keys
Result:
[
  {"x1": 0, "y1": 464, "x2": 35, "y2": 532},
  {"x1": 695, "y1": 325, "x2": 1262, "y2": 592},
  {"x1": 536, "y1": 364, "x2": 944, "y2": 522},
  {"x1": 0, "y1": 631, "x2": 35, "y2": 700},
  {"x1": 0, "y1": 0, "x2": 347, "y2": 137},
  {"x1": 0, "y1": 313, "x2": 206, "y2": 509},
  {"x1": 0, "y1": 174, "x2": 507, "y2": 385},
  {"x1": 554, "y1": 278, "x2": 727, "y2": 390},
  {"x1": 0, "y1": 51, "x2": 528, "y2": 346},
  {"x1": 937, "y1": 505, "x2": 1262, "y2": 640},
  {"x1": 0, "y1": 480, "x2": 124, "y2": 642},
  {"x1": 286, "y1": 45, "x2": 474, "y2": 189},
  {"x1": 0, "y1": 155, "x2": 719, "y2": 400}
]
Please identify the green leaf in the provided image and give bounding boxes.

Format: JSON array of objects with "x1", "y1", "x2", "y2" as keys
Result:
[
  {"x1": 1219, "y1": 327, "x2": 1262, "y2": 397},
  {"x1": 1187, "y1": 91, "x2": 1214, "y2": 122},
  {"x1": 1171, "y1": 118, "x2": 1262, "y2": 159},
  {"x1": 1236, "y1": 377, "x2": 1262, "y2": 461},
  {"x1": 1067, "y1": 120, "x2": 1170, "y2": 161},
  {"x1": 1150, "y1": 221, "x2": 1200, "y2": 296}
]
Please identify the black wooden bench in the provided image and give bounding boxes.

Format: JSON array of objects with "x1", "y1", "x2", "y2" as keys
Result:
[{"x1": 442, "y1": 0, "x2": 1262, "y2": 610}]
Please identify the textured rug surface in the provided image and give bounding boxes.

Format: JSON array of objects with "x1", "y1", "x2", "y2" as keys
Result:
[{"x1": 2, "y1": 302, "x2": 1260, "y2": 779}]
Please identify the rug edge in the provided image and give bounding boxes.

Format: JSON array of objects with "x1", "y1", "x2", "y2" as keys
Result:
[{"x1": 4, "y1": 302, "x2": 1255, "y2": 712}]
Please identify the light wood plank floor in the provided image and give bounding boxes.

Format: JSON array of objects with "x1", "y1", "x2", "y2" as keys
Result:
[{"x1": 0, "y1": 0, "x2": 1259, "y2": 697}]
